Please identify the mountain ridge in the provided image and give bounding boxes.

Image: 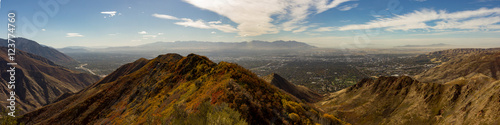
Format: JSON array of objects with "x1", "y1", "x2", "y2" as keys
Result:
[
  {"x1": 0, "y1": 38, "x2": 78, "y2": 65},
  {"x1": 317, "y1": 48, "x2": 500, "y2": 125},
  {"x1": 262, "y1": 73, "x2": 322, "y2": 103},
  {"x1": 415, "y1": 48, "x2": 500, "y2": 83},
  {"x1": 20, "y1": 53, "x2": 345, "y2": 125},
  {"x1": 82, "y1": 40, "x2": 316, "y2": 55}
]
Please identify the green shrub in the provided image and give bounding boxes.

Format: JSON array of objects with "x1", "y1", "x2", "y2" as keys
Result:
[{"x1": 171, "y1": 102, "x2": 248, "y2": 125}]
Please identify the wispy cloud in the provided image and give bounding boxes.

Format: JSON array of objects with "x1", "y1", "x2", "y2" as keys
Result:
[
  {"x1": 66, "y1": 33, "x2": 83, "y2": 37},
  {"x1": 153, "y1": 14, "x2": 238, "y2": 33},
  {"x1": 152, "y1": 13, "x2": 179, "y2": 20},
  {"x1": 313, "y1": 27, "x2": 337, "y2": 32},
  {"x1": 338, "y1": 7, "x2": 500, "y2": 31},
  {"x1": 138, "y1": 31, "x2": 147, "y2": 34},
  {"x1": 337, "y1": 3, "x2": 358, "y2": 11},
  {"x1": 101, "y1": 11, "x2": 118, "y2": 17},
  {"x1": 183, "y1": 0, "x2": 353, "y2": 36}
]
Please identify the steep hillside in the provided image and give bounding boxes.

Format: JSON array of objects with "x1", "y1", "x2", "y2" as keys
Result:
[
  {"x1": 262, "y1": 73, "x2": 322, "y2": 102},
  {"x1": 317, "y1": 49, "x2": 500, "y2": 125},
  {"x1": 20, "y1": 54, "x2": 346, "y2": 125},
  {"x1": 415, "y1": 49, "x2": 500, "y2": 83},
  {"x1": 318, "y1": 75, "x2": 500, "y2": 125},
  {"x1": 0, "y1": 38, "x2": 78, "y2": 65},
  {"x1": 0, "y1": 47, "x2": 100, "y2": 114}
]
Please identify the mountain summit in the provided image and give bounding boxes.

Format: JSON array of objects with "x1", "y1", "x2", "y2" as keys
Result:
[{"x1": 21, "y1": 53, "x2": 345, "y2": 125}]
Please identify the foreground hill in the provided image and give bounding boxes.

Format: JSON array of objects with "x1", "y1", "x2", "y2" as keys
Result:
[
  {"x1": 317, "y1": 48, "x2": 500, "y2": 125},
  {"x1": 263, "y1": 73, "x2": 322, "y2": 103},
  {"x1": 21, "y1": 54, "x2": 346, "y2": 125},
  {"x1": 0, "y1": 38, "x2": 78, "y2": 66},
  {"x1": 0, "y1": 47, "x2": 100, "y2": 114}
]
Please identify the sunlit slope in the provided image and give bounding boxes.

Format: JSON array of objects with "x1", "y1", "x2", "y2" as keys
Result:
[
  {"x1": 0, "y1": 47, "x2": 100, "y2": 114},
  {"x1": 21, "y1": 53, "x2": 347, "y2": 125},
  {"x1": 318, "y1": 49, "x2": 500, "y2": 125}
]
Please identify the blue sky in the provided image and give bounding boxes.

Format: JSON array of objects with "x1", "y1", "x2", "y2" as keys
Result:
[{"x1": 1, "y1": 0, "x2": 499, "y2": 48}]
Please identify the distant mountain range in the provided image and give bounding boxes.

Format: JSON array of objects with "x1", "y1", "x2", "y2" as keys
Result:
[
  {"x1": 0, "y1": 38, "x2": 78, "y2": 65},
  {"x1": 57, "y1": 40, "x2": 316, "y2": 56},
  {"x1": 396, "y1": 43, "x2": 450, "y2": 48},
  {"x1": 317, "y1": 48, "x2": 500, "y2": 124},
  {"x1": 0, "y1": 47, "x2": 100, "y2": 114},
  {"x1": 20, "y1": 54, "x2": 344, "y2": 125}
]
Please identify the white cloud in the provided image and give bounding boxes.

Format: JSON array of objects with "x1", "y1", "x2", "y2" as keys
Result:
[
  {"x1": 152, "y1": 13, "x2": 179, "y2": 20},
  {"x1": 138, "y1": 31, "x2": 147, "y2": 34},
  {"x1": 183, "y1": 0, "x2": 353, "y2": 36},
  {"x1": 101, "y1": 11, "x2": 117, "y2": 17},
  {"x1": 208, "y1": 23, "x2": 239, "y2": 33},
  {"x1": 41, "y1": 29, "x2": 46, "y2": 31},
  {"x1": 292, "y1": 25, "x2": 318, "y2": 33},
  {"x1": 338, "y1": 7, "x2": 500, "y2": 31},
  {"x1": 292, "y1": 27, "x2": 309, "y2": 33},
  {"x1": 158, "y1": 33, "x2": 164, "y2": 35},
  {"x1": 211, "y1": 31, "x2": 217, "y2": 34},
  {"x1": 175, "y1": 18, "x2": 212, "y2": 29},
  {"x1": 154, "y1": 14, "x2": 238, "y2": 33},
  {"x1": 313, "y1": 27, "x2": 337, "y2": 32},
  {"x1": 414, "y1": 0, "x2": 427, "y2": 2},
  {"x1": 315, "y1": 0, "x2": 353, "y2": 13},
  {"x1": 337, "y1": 3, "x2": 358, "y2": 11},
  {"x1": 208, "y1": 21, "x2": 222, "y2": 24},
  {"x1": 66, "y1": 33, "x2": 83, "y2": 37},
  {"x1": 432, "y1": 16, "x2": 500, "y2": 30}
]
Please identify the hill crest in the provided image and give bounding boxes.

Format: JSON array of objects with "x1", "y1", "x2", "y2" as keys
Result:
[{"x1": 21, "y1": 53, "x2": 345, "y2": 125}]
